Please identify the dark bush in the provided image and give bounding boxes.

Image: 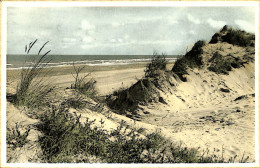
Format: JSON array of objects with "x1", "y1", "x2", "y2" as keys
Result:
[
  {"x1": 223, "y1": 29, "x2": 254, "y2": 47},
  {"x1": 208, "y1": 51, "x2": 243, "y2": 74},
  {"x1": 210, "y1": 25, "x2": 255, "y2": 47},
  {"x1": 145, "y1": 51, "x2": 168, "y2": 78}
]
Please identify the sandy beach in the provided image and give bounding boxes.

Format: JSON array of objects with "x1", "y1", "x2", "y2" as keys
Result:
[{"x1": 7, "y1": 62, "x2": 174, "y2": 96}]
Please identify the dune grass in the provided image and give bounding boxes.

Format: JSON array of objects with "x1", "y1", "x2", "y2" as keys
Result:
[
  {"x1": 145, "y1": 51, "x2": 168, "y2": 78},
  {"x1": 13, "y1": 40, "x2": 53, "y2": 108},
  {"x1": 70, "y1": 63, "x2": 97, "y2": 98},
  {"x1": 223, "y1": 28, "x2": 254, "y2": 47}
]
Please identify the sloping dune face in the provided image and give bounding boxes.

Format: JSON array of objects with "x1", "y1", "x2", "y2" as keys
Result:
[
  {"x1": 108, "y1": 26, "x2": 256, "y2": 162},
  {"x1": 141, "y1": 26, "x2": 255, "y2": 162}
]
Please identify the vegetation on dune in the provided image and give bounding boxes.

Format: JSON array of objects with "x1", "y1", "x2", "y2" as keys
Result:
[
  {"x1": 70, "y1": 63, "x2": 97, "y2": 98},
  {"x1": 145, "y1": 51, "x2": 168, "y2": 78},
  {"x1": 9, "y1": 40, "x2": 53, "y2": 108},
  {"x1": 107, "y1": 78, "x2": 159, "y2": 114},
  {"x1": 224, "y1": 29, "x2": 254, "y2": 47},
  {"x1": 208, "y1": 51, "x2": 244, "y2": 74},
  {"x1": 207, "y1": 26, "x2": 255, "y2": 74},
  {"x1": 210, "y1": 25, "x2": 255, "y2": 47},
  {"x1": 36, "y1": 104, "x2": 241, "y2": 163},
  {"x1": 107, "y1": 52, "x2": 169, "y2": 114},
  {"x1": 172, "y1": 26, "x2": 255, "y2": 77},
  {"x1": 172, "y1": 40, "x2": 205, "y2": 81}
]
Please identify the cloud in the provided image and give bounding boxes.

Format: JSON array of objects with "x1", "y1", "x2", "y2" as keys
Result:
[
  {"x1": 139, "y1": 40, "x2": 174, "y2": 45},
  {"x1": 110, "y1": 39, "x2": 116, "y2": 43},
  {"x1": 207, "y1": 18, "x2": 226, "y2": 29},
  {"x1": 168, "y1": 20, "x2": 178, "y2": 25},
  {"x1": 7, "y1": 7, "x2": 256, "y2": 55},
  {"x1": 235, "y1": 20, "x2": 255, "y2": 33},
  {"x1": 62, "y1": 38, "x2": 77, "y2": 43},
  {"x1": 81, "y1": 20, "x2": 95, "y2": 31},
  {"x1": 112, "y1": 22, "x2": 125, "y2": 27},
  {"x1": 187, "y1": 14, "x2": 201, "y2": 24},
  {"x1": 189, "y1": 30, "x2": 196, "y2": 35},
  {"x1": 109, "y1": 38, "x2": 124, "y2": 43},
  {"x1": 83, "y1": 36, "x2": 94, "y2": 43},
  {"x1": 124, "y1": 34, "x2": 129, "y2": 40}
]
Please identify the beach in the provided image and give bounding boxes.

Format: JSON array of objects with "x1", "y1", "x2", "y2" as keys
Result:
[{"x1": 7, "y1": 62, "x2": 174, "y2": 95}]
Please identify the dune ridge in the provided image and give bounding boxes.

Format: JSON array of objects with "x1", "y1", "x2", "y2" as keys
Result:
[{"x1": 106, "y1": 25, "x2": 255, "y2": 161}]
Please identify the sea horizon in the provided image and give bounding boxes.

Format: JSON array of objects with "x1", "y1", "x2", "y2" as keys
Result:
[{"x1": 7, "y1": 54, "x2": 180, "y2": 70}]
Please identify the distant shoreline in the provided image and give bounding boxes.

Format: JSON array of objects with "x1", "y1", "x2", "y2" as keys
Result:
[
  {"x1": 7, "y1": 54, "x2": 179, "y2": 70},
  {"x1": 7, "y1": 61, "x2": 175, "y2": 79}
]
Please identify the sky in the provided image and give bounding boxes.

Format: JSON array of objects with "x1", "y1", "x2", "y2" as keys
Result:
[{"x1": 7, "y1": 6, "x2": 256, "y2": 55}]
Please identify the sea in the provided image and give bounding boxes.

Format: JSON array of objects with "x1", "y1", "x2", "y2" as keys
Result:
[{"x1": 7, "y1": 55, "x2": 179, "y2": 70}]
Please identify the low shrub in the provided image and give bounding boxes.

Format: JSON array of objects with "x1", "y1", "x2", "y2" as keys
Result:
[
  {"x1": 210, "y1": 25, "x2": 255, "y2": 47},
  {"x1": 36, "y1": 105, "x2": 163, "y2": 163},
  {"x1": 71, "y1": 64, "x2": 97, "y2": 98},
  {"x1": 6, "y1": 123, "x2": 30, "y2": 150},
  {"x1": 224, "y1": 29, "x2": 254, "y2": 47},
  {"x1": 145, "y1": 51, "x2": 168, "y2": 78},
  {"x1": 208, "y1": 51, "x2": 243, "y2": 74}
]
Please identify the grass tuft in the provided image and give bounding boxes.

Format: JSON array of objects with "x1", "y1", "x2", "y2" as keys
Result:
[
  {"x1": 145, "y1": 51, "x2": 168, "y2": 78},
  {"x1": 13, "y1": 40, "x2": 53, "y2": 108},
  {"x1": 70, "y1": 63, "x2": 97, "y2": 98}
]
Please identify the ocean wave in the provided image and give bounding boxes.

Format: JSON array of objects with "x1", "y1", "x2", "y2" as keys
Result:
[{"x1": 7, "y1": 58, "x2": 177, "y2": 70}]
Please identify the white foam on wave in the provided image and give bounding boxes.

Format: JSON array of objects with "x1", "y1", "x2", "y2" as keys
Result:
[{"x1": 7, "y1": 58, "x2": 177, "y2": 70}]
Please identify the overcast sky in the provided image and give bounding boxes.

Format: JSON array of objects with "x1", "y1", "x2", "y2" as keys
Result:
[{"x1": 7, "y1": 6, "x2": 255, "y2": 55}]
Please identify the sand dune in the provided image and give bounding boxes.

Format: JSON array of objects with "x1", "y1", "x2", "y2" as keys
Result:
[{"x1": 5, "y1": 26, "x2": 256, "y2": 163}]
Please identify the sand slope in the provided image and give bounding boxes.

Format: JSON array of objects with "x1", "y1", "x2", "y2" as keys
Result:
[{"x1": 140, "y1": 64, "x2": 255, "y2": 161}]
